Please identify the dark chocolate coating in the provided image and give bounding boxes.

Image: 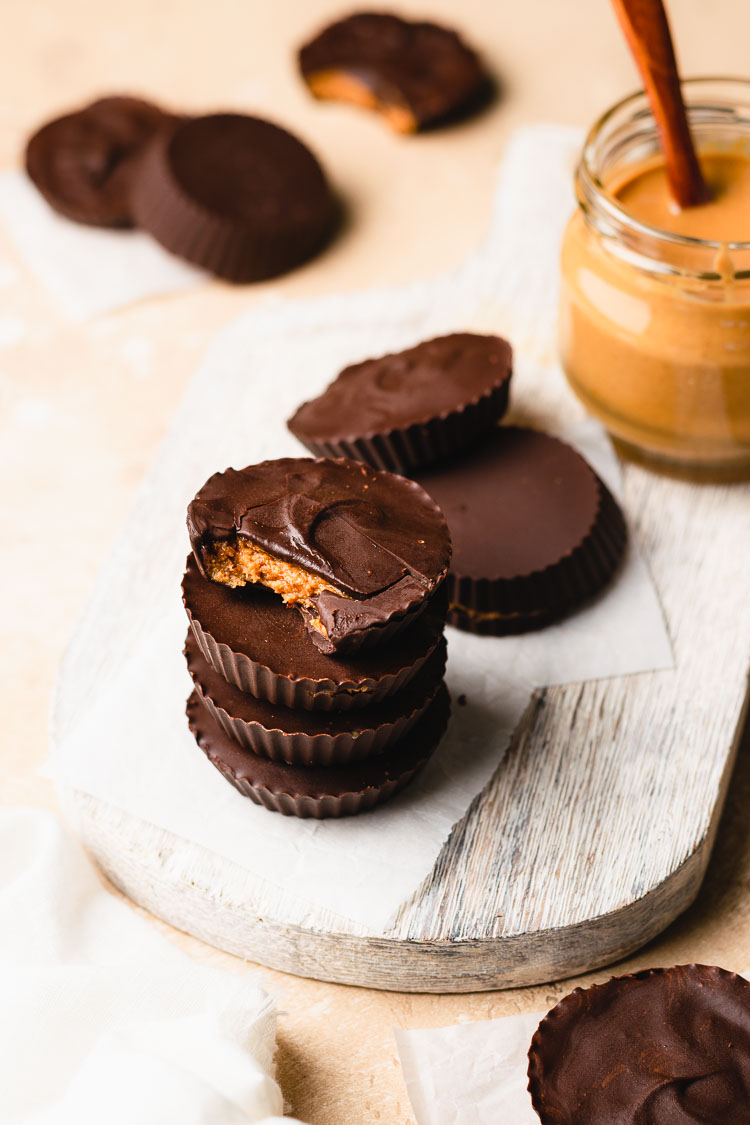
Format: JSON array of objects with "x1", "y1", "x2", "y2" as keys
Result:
[
  {"x1": 527, "y1": 965, "x2": 750, "y2": 1124},
  {"x1": 188, "y1": 457, "x2": 451, "y2": 652},
  {"x1": 288, "y1": 333, "x2": 512, "y2": 473},
  {"x1": 182, "y1": 554, "x2": 446, "y2": 711},
  {"x1": 186, "y1": 682, "x2": 450, "y2": 818},
  {"x1": 131, "y1": 113, "x2": 339, "y2": 281},
  {"x1": 414, "y1": 426, "x2": 627, "y2": 634},
  {"x1": 25, "y1": 95, "x2": 174, "y2": 227},
  {"x1": 299, "y1": 13, "x2": 488, "y2": 130},
  {"x1": 185, "y1": 628, "x2": 447, "y2": 764}
]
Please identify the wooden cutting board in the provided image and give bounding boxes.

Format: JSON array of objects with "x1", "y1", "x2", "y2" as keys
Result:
[
  {"x1": 50, "y1": 131, "x2": 750, "y2": 990},
  {"x1": 57, "y1": 460, "x2": 750, "y2": 992}
]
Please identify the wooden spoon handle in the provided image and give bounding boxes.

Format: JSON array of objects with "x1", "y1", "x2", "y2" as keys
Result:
[{"x1": 611, "y1": 0, "x2": 710, "y2": 207}]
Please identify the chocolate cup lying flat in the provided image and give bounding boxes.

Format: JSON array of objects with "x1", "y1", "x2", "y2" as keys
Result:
[
  {"x1": 25, "y1": 95, "x2": 175, "y2": 228},
  {"x1": 527, "y1": 965, "x2": 750, "y2": 1123},
  {"x1": 182, "y1": 555, "x2": 446, "y2": 711},
  {"x1": 187, "y1": 683, "x2": 450, "y2": 818},
  {"x1": 414, "y1": 426, "x2": 627, "y2": 636},
  {"x1": 131, "y1": 113, "x2": 339, "y2": 282},
  {"x1": 287, "y1": 334, "x2": 513, "y2": 475},
  {"x1": 187, "y1": 457, "x2": 451, "y2": 655},
  {"x1": 185, "y1": 629, "x2": 447, "y2": 765},
  {"x1": 298, "y1": 13, "x2": 490, "y2": 133}
]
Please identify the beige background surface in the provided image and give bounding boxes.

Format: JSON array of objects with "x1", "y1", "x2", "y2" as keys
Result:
[{"x1": 2, "y1": 1, "x2": 750, "y2": 1121}]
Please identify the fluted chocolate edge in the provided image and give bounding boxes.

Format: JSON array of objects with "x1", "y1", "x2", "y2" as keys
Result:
[
  {"x1": 187, "y1": 685, "x2": 451, "y2": 819},
  {"x1": 131, "y1": 126, "x2": 339, "y2": 282},
  {"x1": 289, "y1": 378, "x2": 511, "y2": 475},
  {"x1": 189, "y1": 636, "x2": 447, "y2": 765},
  {"x1": 447, "y1": 475, "x2": 627, "y2": 635},
  {"x1": 526, "y1": 965, "x2": 750, "y2": 1123},
  {"x1": 184, "y1": 605, "x2": 441, "y2": 712}
]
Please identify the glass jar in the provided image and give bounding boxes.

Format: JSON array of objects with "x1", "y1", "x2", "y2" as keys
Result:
[{"x1": 560, "y1": 78, "x2": 750, "y2": 479}]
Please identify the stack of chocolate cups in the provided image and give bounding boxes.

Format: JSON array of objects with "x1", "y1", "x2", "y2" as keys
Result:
[{"x1": 181, "y1": 457, "x2": 452, "y2": 818}]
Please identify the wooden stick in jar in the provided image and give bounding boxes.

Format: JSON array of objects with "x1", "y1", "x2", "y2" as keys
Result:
[{"x1": 610, "y1": 0, "x2": 711, "y2": 207}]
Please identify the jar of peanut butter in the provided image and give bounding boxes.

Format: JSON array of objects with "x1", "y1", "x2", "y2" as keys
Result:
[{"x1": 560, "y1": 79, "x2": 750, "y2": 478}]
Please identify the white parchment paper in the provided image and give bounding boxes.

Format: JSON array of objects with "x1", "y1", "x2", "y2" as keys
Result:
[
  {"x1": 48, "y1": 125, "x2": 672, "y2": 933},
  {"x1": 0, "y1": 171, "x2": 204, "y2": 320}
]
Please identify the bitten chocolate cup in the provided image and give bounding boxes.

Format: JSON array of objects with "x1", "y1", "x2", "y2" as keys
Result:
[
  {"x1": 187, "y1": 457, "x2": 451, "y2": 654},
  {"x1": 185, "y1": 628, "x2": 447, "y2": 765},
  {"x1": 186, "y1": 683, "x2": 450, "y2": 818},
  {"x1": 182, "y1": 555, "x2": 446, "y2": 711},
  {"x1": 25, "y1": 95, "x2": 175, "y2": 228},
  {"x1": 131, "y1": 113, "x2": 339, "y2": 282},
  {"x1": 298, "y1": 13, "x2": 490, "y2": 134},
  {"x1": 287, "y1": 334, "x2": 513, "y2": 474},
  {"x1": 414, "y1": 426, "x2": 627, "y2": 635},
  {"x1": 527, "y1": 965, "x2": 750, "y2": 1123}
]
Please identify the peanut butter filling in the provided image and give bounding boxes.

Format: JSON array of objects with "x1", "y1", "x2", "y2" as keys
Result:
[
  {"x1": 451, "y1": 601, "x2": 547, "y2": 623},
  {"x1": 306, "y1": 70, "x2": 417, "y2": 134},
  {"x1": 204, "y1": 539, "x2": 349, "y2": 633}
]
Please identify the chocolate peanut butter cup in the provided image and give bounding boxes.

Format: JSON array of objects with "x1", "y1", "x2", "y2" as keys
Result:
[
  {"x1": 187, "y1": 457, "x2": 451, "y2": 654},
  {"x1": 25, "y1": 95, "x2": 174, "y2": 227},
  {"x1": 131, "y1": 113, "x2": 338, "y2": 281},
  {"x1": 288, "y1": 333, "x2": 513, "y2": 474},
  {"x1": 187, "y1": 683, "x2": 450, "y2": 817},
  {"x1": 527, "y1": 964, "x2": 750, "y2": 1123},
  {"x1": 298, "y1": 13, "x2": 490, "y2": 133},
  {"x1": 182, "y1": 555, "x2": 446, "y2": 710},
  {"x1": 185, "y1": 628, "x2": 447, "y2": 765},
  {"x1": 414, "y1": 427, "x2": 627, "y2": 635}
]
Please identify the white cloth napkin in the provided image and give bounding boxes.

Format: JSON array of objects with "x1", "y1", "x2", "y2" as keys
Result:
[
  {"x1": 394, "y1": 972, "x2": 750, "y2": 1125},
  {"x1": 0, "y1": 806, "x2": 301, "y2": 1125},
  {"x1": 48, "y1": 124, "x2": 672, "y2": 934},
  {"x1": 0, "y1": 171, "x2": 204, "y2": 320}
]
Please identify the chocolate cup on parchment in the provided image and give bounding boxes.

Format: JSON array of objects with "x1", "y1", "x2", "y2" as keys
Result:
[
  {"x1": 182, "y1": 556, "x2": 446, "y2": 711},
  {"x1": 25, "y1": 95, "x2": 175, "y2": 228},
  {"x1": 131, "y1": 113, "x2": 339, "y2": 281},
  {"x1": 186, "y1": 683, "x2": 451, "y2": 818},
  {"x1": 287, "y1": 333, "x2": 513, "y2": 474},
  {"x1": 414, "y1": 426, "x2": 627, "y2": 636},
  {"x1": 527, "y1": 965, "x2": 750, "y2": 1124},
  {"x1": 184, "y1": 628, "x2": 447, "y2": 765}
]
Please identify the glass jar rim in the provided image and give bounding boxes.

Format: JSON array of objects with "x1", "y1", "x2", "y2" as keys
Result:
[{"x1": 579, "y1": 76, "x2": 750, "y2": 252}]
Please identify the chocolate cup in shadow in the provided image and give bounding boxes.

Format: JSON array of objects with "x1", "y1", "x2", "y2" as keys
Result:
[
  {"x1": 185, "y1": 629, "x2": 447, "y2": 765},
  {"x1": 186, "y1": 682, "x2": 450, "y2": 818}
]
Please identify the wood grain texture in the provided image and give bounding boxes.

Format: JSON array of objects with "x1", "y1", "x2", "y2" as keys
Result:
[{"x1": 60, "y1": 460, "x2": 750, "y2": 992}]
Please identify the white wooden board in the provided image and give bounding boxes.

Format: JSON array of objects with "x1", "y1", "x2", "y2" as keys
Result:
[
  {"x1": 51, "y1": 126, "x2": 750, "y2": 991},
  {"x1": 56, "y1": 456, "x2": 750, "y2": 992}
]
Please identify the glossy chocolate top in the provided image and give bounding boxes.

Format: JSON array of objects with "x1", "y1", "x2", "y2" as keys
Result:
[
  {"x1": 185, "y1": 628, "x2": 446, "y2": 737},
  {"x1": 415, "y1": 428, "x2": 602, "y2": 580},
  {"x1": 288, "y1": 334, "x2": 512, "y2": 442},
  {"x1": 528, "y1": 965, "x2": 750, "y2": 1124},
  {"x1": 299, "y1": 12, "x2": 487, "y2": 128},
  {"x1": 187, "y1": 682, "x2": 450, "y2": 799},
  {"x1": 25, "y1": 95, "x2": 173, "y2": 227},
  {"x1": 182, "y1": 554, "x2": 445, "y2": 685},
  {"x1": 188, "y1": 457, "x2": 450, "y2": 599},
  {"x1": 163, "y1": 114, "x2": 334, "y2": 231}
]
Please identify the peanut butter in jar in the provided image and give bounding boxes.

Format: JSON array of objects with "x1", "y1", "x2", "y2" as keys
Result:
[{"x1": 560, "y1": 79, "x2": 750, "y2": 479}]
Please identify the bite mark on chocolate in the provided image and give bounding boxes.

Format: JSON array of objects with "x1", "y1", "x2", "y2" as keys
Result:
[
  {"x1": 187, "y1": 458, "x2": 451, "y2": 653},
  {"x1": 298, "y1": 13, "x2": 489, "y2": 134}
]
